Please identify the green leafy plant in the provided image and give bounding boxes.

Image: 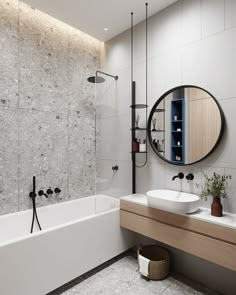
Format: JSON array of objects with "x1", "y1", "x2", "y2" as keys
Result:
[{"x1": 200, "y1": 173, "x2": 231, "y2": 201}]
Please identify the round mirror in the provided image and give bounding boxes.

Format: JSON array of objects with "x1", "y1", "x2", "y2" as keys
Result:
[{"x1": 148, "y1": 85, "x2": 225, "y2": 165}]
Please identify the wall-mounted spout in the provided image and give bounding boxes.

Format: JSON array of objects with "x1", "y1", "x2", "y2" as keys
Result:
[
  {"x1": 172, "y1": 172, "x2": 184, "y2": 181},
  {"x1": 38, "y1": 190, "x2": 48, "y2": 198}
]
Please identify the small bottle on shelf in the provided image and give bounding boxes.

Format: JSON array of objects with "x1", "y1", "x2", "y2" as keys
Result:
[
  {"x1": 175, "y1": 155, "x2": 181, "y2": 161},
  {"x1": 160, "y1": 139, "x2": 165, "y2": 151},
  {"x1": 132, "y1": 138, "x2": 139, "y2": 152},
  {"x1": 157, "y1": 139, "x2": 160, "y2": 151},
  {"x1": 153, "y1": 139, "x2": 158, "y2": 149}
]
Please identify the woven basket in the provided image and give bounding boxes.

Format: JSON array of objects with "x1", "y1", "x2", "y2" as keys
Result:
[{"x1": 137, "y1": 244, "x2": 170, "y2": 280}]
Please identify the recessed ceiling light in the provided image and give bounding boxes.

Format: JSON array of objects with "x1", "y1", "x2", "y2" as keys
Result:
[{"x1": 104, "y1": 28, "x2": 108, "y2": 31}]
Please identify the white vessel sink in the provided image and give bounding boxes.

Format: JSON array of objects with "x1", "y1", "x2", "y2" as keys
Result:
[{"x1": 146, "y1": 190, "x2": 200, "y2": 214}]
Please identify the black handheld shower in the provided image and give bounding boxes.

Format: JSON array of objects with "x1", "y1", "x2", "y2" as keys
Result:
[{"x1": 29, "y1": 176, "x2": 42, "y2": 233}]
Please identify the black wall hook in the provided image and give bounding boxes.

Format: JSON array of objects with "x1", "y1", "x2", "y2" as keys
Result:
[{"x1": 112, "y1": 165, "x2": 119, "y2": 172}]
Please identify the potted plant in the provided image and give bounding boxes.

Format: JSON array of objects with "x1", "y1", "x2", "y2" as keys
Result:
[{"x1": 200, "y1": 173, "x2": 231, "y2": 217}]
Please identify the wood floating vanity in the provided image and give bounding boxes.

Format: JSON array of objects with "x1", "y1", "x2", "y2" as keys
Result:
[{"x1": 120, "y1": 194, "x2": 236, "y2": 272}]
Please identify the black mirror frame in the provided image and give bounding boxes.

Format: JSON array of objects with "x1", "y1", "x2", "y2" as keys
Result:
[{"x1": 147, "y1": 85, "x2": 225, "y2": 166}]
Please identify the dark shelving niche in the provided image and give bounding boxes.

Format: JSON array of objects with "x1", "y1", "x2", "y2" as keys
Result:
[{"x1": 171, "y1": 88, "x2": 185, "y2": 163}]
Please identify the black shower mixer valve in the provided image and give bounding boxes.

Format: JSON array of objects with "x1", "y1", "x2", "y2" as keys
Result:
[
  {"x1": 46, "y1": 188, "x2": 53, "y2": 195},
  {"x1": 54, "y1": 187, "x2": 61, "y2": 194},
  {"x1": 46, "y1": 187, "x2": 61, "y2": 195},
  {"x1": 38, "y1": 187, "x2": 61, "y2": 198}
]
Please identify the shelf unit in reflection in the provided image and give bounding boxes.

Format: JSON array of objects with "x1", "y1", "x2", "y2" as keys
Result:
[{"x1": 171, "y1": 92, "x2": 185, "y2": 163}]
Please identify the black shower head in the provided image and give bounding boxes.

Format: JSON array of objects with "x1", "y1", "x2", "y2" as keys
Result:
[{"x1": 87, "y1": 76, "x2": 105, "y2": 83}]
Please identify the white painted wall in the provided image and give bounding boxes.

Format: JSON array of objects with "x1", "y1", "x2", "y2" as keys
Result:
[
  {"x1": 97, "y1": 0, "x2": 236, "y2": 213},
  {"x1": 96, "y1": 0, "x2": 236, "y2": 293}
]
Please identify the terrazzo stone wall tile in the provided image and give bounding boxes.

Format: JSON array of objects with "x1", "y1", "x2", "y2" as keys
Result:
[
  {"x1": 68, "y1": 114, "x2": 95, "y2": 198},
  {"x1": 18, "y1": 109, "x2": 69, "y2": 210},
  {"x1": 0, "y1": 0, "x2": 100, "y2": 215},
  {"x1": 18, "y1": 1, "x2": 69, "y2": 114},
  {"x1": 68, "y1": 27, "x2": 100, "y2": 117},
  {"x1": 0, "y1": 0, "x2": 19, "y2": 109},
  {"x1": 0, "y1": 108, "x2": 18, "y2": 215}
]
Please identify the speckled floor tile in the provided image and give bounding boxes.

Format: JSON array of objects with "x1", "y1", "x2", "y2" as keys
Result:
[
  {"x1": 0, "y1": 0, "x2": 19, "y2": 108},
  {"x1": 162, "y1": 278, "x2": 206, "y2": 295},
  {"x1": 164, "y1": 275, "x2": 220, "y2": 295},
  {"x1": 49, "y1": 255, "x2": 218, "y2": 295}
]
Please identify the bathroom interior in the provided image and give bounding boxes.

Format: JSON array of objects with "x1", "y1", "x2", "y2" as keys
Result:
[{"x1": 1, "y1": 0, "x2": 236, "y2": 294}]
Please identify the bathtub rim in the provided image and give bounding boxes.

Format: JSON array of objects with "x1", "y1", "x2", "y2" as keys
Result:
[{"x1": 0, "y1": 194, "x2": 120, "y2": 248}]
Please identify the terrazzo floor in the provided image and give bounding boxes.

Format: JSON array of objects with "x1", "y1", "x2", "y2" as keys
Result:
[{"x1": 49, "y1": 254, "x2": 219, "y2": 295}]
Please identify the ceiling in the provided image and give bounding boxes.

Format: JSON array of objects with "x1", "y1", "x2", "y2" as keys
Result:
[{"x1": 24, "y1": 0, "x2": 177, "y2": 41}]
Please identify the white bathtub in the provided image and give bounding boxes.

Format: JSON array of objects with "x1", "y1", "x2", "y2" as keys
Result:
[{"x1": 0, "y1": 195, "x2": 136, "y2": 295}]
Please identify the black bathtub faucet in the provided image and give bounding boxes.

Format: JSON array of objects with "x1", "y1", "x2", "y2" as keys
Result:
[
  {"x1": 38, "y1": 190, "x2": 49, "y2": 198},
  {"x1": 38, "y1": 187, "x2": 61, "y2": 197},
  {"x1": 172, "y1": 172, "x2": 184, "y2": 181}
]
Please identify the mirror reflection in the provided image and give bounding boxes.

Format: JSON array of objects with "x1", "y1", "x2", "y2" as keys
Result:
[{"x1": 148, "y1": 86, "x2": 224, "y2": 165}]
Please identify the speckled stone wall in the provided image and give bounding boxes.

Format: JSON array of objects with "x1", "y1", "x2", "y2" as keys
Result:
[{"x1": 0, "y1": 0, "x2": 100, "y2": 215}]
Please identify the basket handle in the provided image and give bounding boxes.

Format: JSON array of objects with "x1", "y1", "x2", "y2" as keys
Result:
[{"x1": 137, "y1": 244, "x2": 143, "y2": 256}]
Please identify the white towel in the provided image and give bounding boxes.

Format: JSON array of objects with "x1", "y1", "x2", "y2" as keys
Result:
[{"x1": 139, "y1": 254, "x2": 150, "y2": 277}]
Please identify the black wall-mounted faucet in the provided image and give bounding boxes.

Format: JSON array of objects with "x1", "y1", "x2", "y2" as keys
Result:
[
  {"x1": 172, "y1": 172, "x2": 184, "y2": 181},
  {"x1": 38, "y1": 187, "x2": 61, "y2": 197},
  {"x1": 38, "y1": 190, "x2": 48, "y2": 198}
]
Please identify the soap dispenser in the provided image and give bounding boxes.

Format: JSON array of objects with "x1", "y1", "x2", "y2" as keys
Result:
[
  {"x1": 160, "y1": 139, "x2": 164, "y2": 152},
  {"x1": 157, "y1": 139, "x2": 160, "y2": 152}
]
